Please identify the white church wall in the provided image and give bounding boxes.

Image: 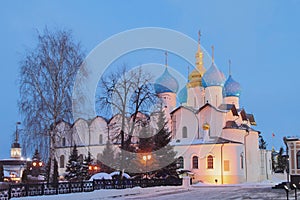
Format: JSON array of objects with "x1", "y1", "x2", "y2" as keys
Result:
[
  {"x1": 224, "y1": 109, "x2": 238, "y2": 122},
  {"x1": 197, "y1": 106, "x2": 226, "y2": 138},
  {"x1": 108, "y1": 114, "x2": 129, "y2": 144},
  {"x1": 258, "y1": 149, "x2": 272, "y2": 181},
  {"x1": 90, "y1": 117, "x2": 108, "y2": 146},
  {"x1": 244, "y1": 131, "x2": 260, "y2": 182},
  {"x1": 56, "y1": 147, "x2": 70, "y2": 176},
  {"x1": 223, "y1": 96, "x2": 240, "y2": 109},
  {"x1": 55, "y1": 121, "x2": 72, "y2": 147},
  {"x1": 204, "y1": 86, "x2": 223, "y2": 108},
  {"x1": 222, "y1": 129, "x2": 245, "y2": 144},
  {"x1": 158, "y1": 92, "x2": 176, "y2": 119},
  {"x1": 187, "y1": 87, "x2": 205, "y2": 109},
  {"x1": 171, "y1": 107, "x2": 198, "y2": 141},
  {"x1": 174, "y1": 143, "x2": 245, "y2": 184},
  {"x1": 72, "y1": 119, "x2": 89, "y2": 146}
]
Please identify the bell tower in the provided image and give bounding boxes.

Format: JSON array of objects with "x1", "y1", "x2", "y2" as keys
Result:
[{"x1": 10, "y1": 122, "x2": 22, "y2": 159}]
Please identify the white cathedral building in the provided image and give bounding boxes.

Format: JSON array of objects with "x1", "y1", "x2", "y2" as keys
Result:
[{"x1": 55, "y1": 35, "x2": 272, "y2": 184}]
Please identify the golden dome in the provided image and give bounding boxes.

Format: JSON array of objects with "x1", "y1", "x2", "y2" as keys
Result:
[
  {"x1": 187, "y1": 69, "x2": 202, "y2": 88},
  {"x1": 187, "y1": 31, "x2": 206, "y2": 88},
  {"x1": 203, "y1": 123, "x2": 210, "y2": 130}
]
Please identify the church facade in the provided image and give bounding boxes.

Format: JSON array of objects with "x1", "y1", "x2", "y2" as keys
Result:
[{"x1": 55, "y1": 34, "x2": 272, "y2": 184}]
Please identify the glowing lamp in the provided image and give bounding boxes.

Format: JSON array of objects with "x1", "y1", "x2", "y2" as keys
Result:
[{"x1": 143, "y1": 155, "x2": 151, "y2": 161}]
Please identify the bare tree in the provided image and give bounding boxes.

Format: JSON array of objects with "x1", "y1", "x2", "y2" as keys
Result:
[
  {"x1": 98, "y1": 66, "x2": 157, "y2": 169},
  {"x1": 19, "y1": 28, "x2": 84, "y2": 181}
]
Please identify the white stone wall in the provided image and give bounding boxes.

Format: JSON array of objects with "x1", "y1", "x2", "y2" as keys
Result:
[
  {"x1": 187, "y1": 86, "x2": 205, "y2": 109},
  {"x1": 244, "y1": 131, "x2": 260, "y2": 182},
  {"x1": 204, "y1": 86, "x2": 223, "y2": 108},
  {"x1": 174, "y1": 143, "x2": 245, "y2": 184},
  {"x1": 224, "y1": 96, "x2": 240, "y2": 109},
  {"x1": 197, "y1": 105, "x2": 226, "y2": 138},
  {"x1": 171, "y1": 107, "x2": 199, "y2": 141},
  {"x1": 90, "y1": 117, "x2": 108, "y2": 145}
]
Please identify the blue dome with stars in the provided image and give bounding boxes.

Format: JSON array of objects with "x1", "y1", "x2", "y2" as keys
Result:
[
  {"x1": 154, "y1": 68, "x2": 179, "y2": 94},
  {"x1": 178, "y1": 86, "x2": 187, "y2": 104},
  {"x1": 223, "y1": 75, "x2": 241, "y2": 97},
  {"x1": 202, "y1": 63, "x2": 225, "y2": 88}
]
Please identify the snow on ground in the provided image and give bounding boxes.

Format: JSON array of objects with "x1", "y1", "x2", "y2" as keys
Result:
[
  {"x1": 11, "y1": 186, "x2": 183, "y2": 200},
  {"x1": 10, "y1": 184, "x2": 290, "y2": 200},
  {"x1": 11, "y1": 174, "x2": 289, "y2": 200}
]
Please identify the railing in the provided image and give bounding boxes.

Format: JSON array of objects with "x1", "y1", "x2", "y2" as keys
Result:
[{"x1": 0, "y1": 178, "x2": 182, "y2": 200}]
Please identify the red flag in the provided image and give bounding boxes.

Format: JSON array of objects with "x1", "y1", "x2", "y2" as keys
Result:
[{"x1": 272, "y1": 133, "x2": 275, "y2": 137}]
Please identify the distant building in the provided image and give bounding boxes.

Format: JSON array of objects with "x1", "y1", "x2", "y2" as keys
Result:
[
  {"x1": 0, "y1": 124, "x2": 29, "y2": 182},
  {"x1": 55, "y1": 33, "x2": 272, "y2": 184},
  {"x1": 284, "y1": 137, "x2": 300, "y2": 186}
]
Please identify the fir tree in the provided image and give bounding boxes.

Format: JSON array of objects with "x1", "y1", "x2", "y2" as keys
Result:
[
  {"x1": 277, "y1": 147, "x2": 286, "y2": 172},
  {"x1": 152, "y1": 110, "x2": 178, "y2": 178},
  {"x1": 31, "y1": 149, "x2": 43, "y2": 177},
  {"x1": 0, "y1": 164, "x2": 4, "y2": 182},
  {"x1": 32, "y1": 148, "x2": 41, "y2": 161},
  {"x1": 98, "y1": 141, "x2": 116, "y2": 173},
  {"x1": 65, "y1": 144, "x2": 81, "y2": 181},
  {"x1": 259, "y1": 135, "x2": 267, "y2": 149},
  {"x1": 138, "y1": 125, "x2": 153, "y2": 152},
  {"x1": 81, "y1": 152, "x2": 93, "y2": 180}
]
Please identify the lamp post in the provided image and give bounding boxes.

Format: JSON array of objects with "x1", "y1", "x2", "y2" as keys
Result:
[
  {"x1": 291, "y1": 184, "x2": 297, "y2": 200},
  {"x1": 284, "y1": 185, "x2": 289, "y2": 200},
  {"x1": 143, "y1": 154, "x2": 151, "y2": 179}
]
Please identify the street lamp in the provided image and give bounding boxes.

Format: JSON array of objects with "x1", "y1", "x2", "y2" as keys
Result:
[
  {"x1": 284, "y1": 185, "x2": 289, "y2": 200},
  {"x1": 291, "y1": 184, "x2": 297, "y2": 200},
  {"x1": 143, "y1": 154, "x2": 151, "y2": 179}
]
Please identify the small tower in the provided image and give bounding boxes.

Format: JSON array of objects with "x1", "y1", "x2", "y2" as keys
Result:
[
  {"x1": 186, "y1": 31, "x2": 206, "y2": 109},
  {"x1": 154, "y1": 51, "x2": 179, "y2": 118},
  {"x1": 11, "y1": 122, "x2": 22, "y2": 159},
  {"x1": 202, "y1": 46, "x2": 225, "y2": 108},
  {"x1": 223, "y1": 60, "x2": 241, "y2": 108}
]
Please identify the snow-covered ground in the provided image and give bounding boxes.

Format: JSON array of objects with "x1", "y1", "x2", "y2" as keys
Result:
[
  {"x1": 11, "y1": 186, "x2": 184, "y2": 200},
  {"x1": 11, "y1": 174, "x2": 291, "y2": 200},
  {"x1": 10, "y1": 185, "x2": 290, "y2": 200}
]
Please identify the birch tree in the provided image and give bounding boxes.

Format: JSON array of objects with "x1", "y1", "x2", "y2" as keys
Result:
[
  {"x1": 19, "y1": 28, "x2": 84, "y2": 181},
  {"x1": 98, "y1": 66, "x2": 157, "y2": 170}
]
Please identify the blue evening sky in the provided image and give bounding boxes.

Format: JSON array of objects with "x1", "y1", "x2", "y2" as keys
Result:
[{"x1": 1, "y1": 0, "x2": 299, "y2": 159}]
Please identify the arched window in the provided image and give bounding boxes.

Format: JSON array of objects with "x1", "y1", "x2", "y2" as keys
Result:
[
  {"x1": 60, "y1": 155, "x2": 65, "y2": 168},
  {"x1": 240, "y1": 153, "x2": 244, "y2": 169},
  {"x1": 178, "y1": 156, "x2": 184, "y2": 168},
  {"x1": 207, "y1": 155, "x2": 214, "y2": 169},
  {"x1": 99, "y1": 134, "x2": 103, "y2": 144},
  {"x1": 62, "y1": 137, "x2": 66, "y2": 146},
  {"x1": 297, "y1": 151, "x2": 300, "y2": 169},
  {"x1": 192, "y1": 156, "x2": 198, "y2": 169},
  {"x1": 182, "y1": 126, "x2": 187, "y2": 138}
]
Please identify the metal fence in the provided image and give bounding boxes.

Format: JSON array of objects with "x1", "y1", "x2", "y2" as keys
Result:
[{"x1": 0, "y1": 178, "x2": 182, "y2": 200}]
